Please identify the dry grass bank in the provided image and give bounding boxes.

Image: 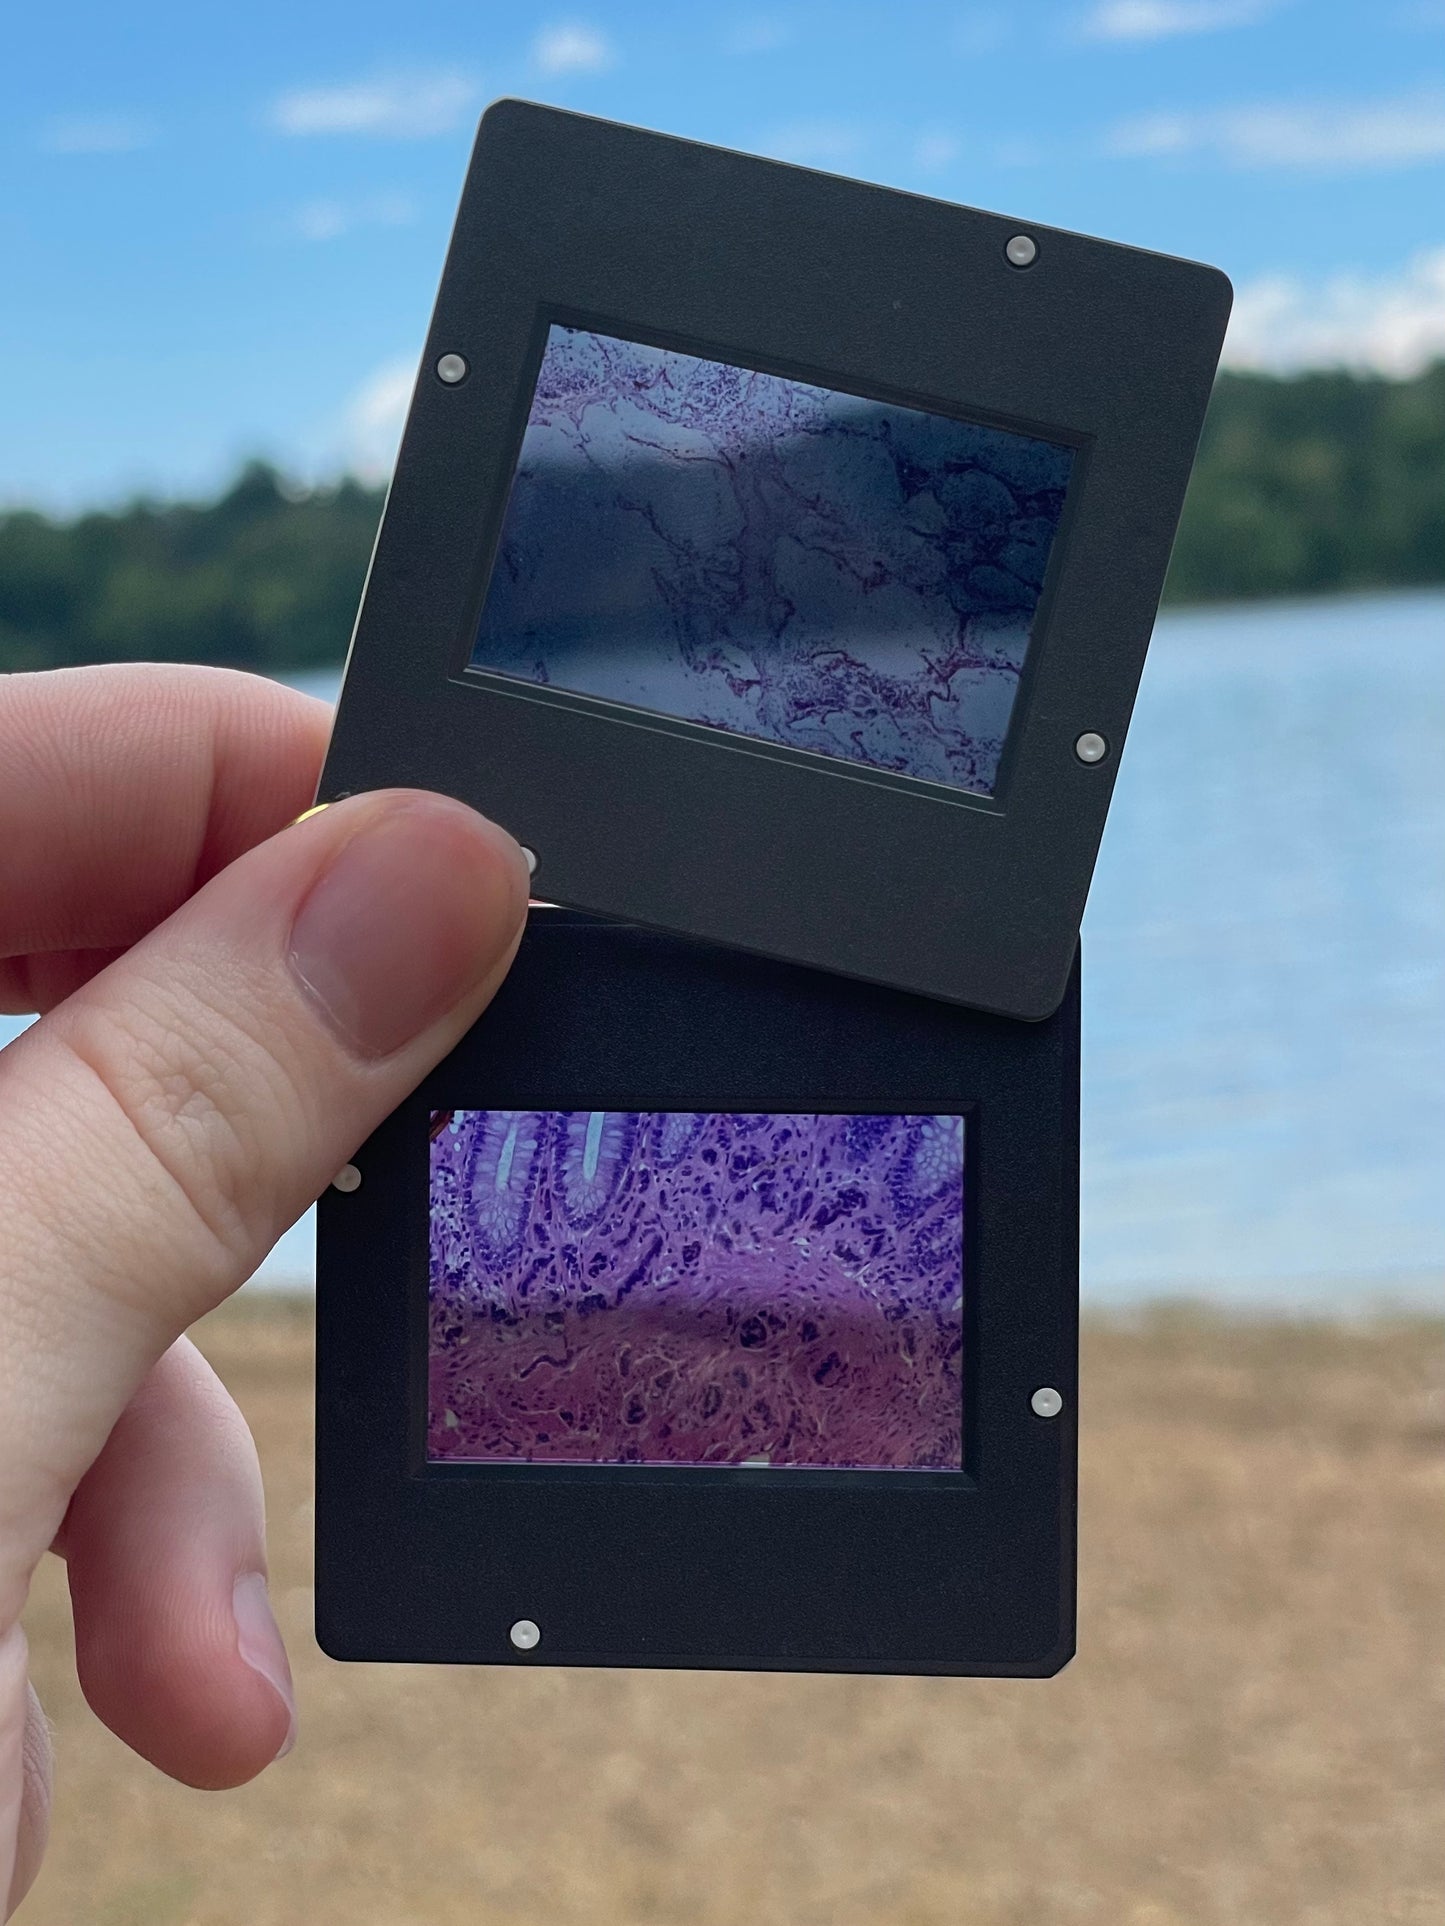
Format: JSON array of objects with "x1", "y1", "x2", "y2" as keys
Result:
[{"x1": 20, "y1": 1297, "x2": 1445, "y2": 1926}]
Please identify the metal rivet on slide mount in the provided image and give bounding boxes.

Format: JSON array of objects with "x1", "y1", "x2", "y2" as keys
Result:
[
  {"x1": 331, "y1": 1164, "x2": 362, "y2": 1194},
  {"x1": 436, "y1": 352, "x2": 469, "y2": 384},
  {"x1": 1005, "y1": 233, "x2": 1038, "y2": 268},
  {"x1": 510, "y1": 1619, "x2": 541, "y2": 1651},
  {"x1": 1074, "y1": 731, "x2": 1109, "y2": 765},
  {"x1": 1031, "y1": 1387, "x2": 1064, "y2": 1419}
]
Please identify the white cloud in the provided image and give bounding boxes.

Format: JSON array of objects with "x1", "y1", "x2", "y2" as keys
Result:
[
  {"x1": 532, "y1": 22, "x2": 615, "y2": 75},
  {"x1": 270, "y1": 69, "x2": 478, "y2": 139},
  {"x1": 1107, "y1": 110, "x2": 1197, "y2": 156},
  {"x1": 290, "y1": 193, "x2": 417, "y2": 242},
  {"x1": 1224, "y1": 248, "x2": 1445, "y2": 376},
  {"x1": 342, "y1": 358, "x2": 416, "y2": 478},
  {"x1": 1082, "y1": 0, "x2": 1273, "y2": 38},
  {"x1": 40, "y1": 114, "x2": 155, "y2": 155},
  {"x1": 725, "y1": 16, "x2": 793, "y2": 54},
  {"x1": 754, "y1": 120, "x2": 867, "y2": 166},
  {"x1": 1107, "y1": 90, "x2": 1445, "y2": 168},
  {"x1": 913, "y1": 132, "x2": 961, "y2": 174}
]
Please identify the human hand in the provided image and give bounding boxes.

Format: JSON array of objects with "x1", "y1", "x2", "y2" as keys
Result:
[{"x1": 0, "y1": 664, "x2": 530, "y2": 1914}]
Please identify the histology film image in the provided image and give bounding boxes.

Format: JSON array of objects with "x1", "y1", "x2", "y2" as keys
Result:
[
  {"x1": 470, "y1": 326, "x2": 1074, "y2": 796},
  {"x1": 428, "y1": 1110, "x2": 965, "y2": 1470}
]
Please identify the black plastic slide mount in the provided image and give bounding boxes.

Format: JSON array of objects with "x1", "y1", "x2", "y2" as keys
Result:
[
  {"x1": 315, "y1": 912, "x2": 1080, "y2": 1677},
  {"x1": 318, "y1": 100, "x2": 1231, "y2": 1021}
]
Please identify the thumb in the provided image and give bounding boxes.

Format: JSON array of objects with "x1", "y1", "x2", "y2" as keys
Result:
[{"x1": 0, "y1": 791, "x2": 528, "y2": 1623}]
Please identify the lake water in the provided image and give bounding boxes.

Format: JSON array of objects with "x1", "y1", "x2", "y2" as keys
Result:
[
  {"x1": 3, "y1": 589, "x2": 1441, "y2": 1309},
  {"x1": 1082, "y1": 590, "x2": 1442, "y2": 1307}
]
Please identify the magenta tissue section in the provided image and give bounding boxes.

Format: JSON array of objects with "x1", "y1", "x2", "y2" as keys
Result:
[{"x1": 428, "y1": 1111, "x2": 964, "y2": 1469}]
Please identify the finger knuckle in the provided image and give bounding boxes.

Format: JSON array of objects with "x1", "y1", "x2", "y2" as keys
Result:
[{"x1": 53, "y1": 985, "x2": 301, "y2": 1314}]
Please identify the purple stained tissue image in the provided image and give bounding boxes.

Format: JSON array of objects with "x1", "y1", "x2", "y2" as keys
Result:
[
  {"x1": 428, "y1": 1110, "x2": 965, "y2": 1470},
  {"x1": 470, "y1": 326, "x2": 1074, "y2": 795}
]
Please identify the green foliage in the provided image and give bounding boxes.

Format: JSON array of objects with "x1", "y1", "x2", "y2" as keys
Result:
[
  {"x1": 2, "y1": 362, "x2": 1443, "y2": 674},
  {"x1": 1164, "y1": 360, "x2": 1445, "y2": 603},
  {"x1": 0, "y1": 462, "x2": 384, "y2": 674}
]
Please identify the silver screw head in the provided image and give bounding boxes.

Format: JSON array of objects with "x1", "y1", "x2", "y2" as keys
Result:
[
  {"x1": 436, "y1": 352, "x2": 469, "y2": 385},
  {"x1": 1005, "y1": 233, "x2": 1038, "y2": 268},
  {"x1": 1074, "y1": 731, "x2": 1109, "y2": 765},
  {"x1": 1031, "y1": 1386, "x2": 1064, "y2": 1419},
  {"x1": 331, "y1": 1163, "x2": 362, "y2": 1194},
  {"x1": 509, "y1": 1618, "x2": 541, "y2": 1651}
]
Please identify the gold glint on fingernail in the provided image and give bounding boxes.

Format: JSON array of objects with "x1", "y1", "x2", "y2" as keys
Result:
[{"x1": 292, "y1": 803, "x2": 332, "y2": 826}]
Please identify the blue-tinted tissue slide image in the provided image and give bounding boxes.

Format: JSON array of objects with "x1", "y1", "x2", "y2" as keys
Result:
[{"x1": 472, "y1": 325, "x2": 1073, "y2": 795}]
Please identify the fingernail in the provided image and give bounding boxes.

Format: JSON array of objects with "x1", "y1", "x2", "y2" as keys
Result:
[
  {"x1": 233, "y1": 1572, "x2": 296, "y2": 1762},
  {"x1": 288, "y1": 796, "x2": 527, "y2": 1059}
]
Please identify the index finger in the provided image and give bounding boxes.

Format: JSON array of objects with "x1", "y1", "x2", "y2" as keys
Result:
[{"x1": 0, "y1": 664, "x2": 331, "y2": 993}]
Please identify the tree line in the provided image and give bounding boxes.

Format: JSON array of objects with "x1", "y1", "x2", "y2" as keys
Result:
[{"x1": 3, "y1": 359, "x2": 1442, "y2": 675}]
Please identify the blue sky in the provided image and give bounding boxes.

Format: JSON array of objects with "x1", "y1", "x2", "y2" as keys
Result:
[{"x1": 6, "y1": 0, "x2": 1445, "y2": 509}]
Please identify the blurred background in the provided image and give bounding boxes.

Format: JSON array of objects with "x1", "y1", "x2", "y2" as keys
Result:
[{"x1": 4, "y1": 4, "x2": 1444, "y2": 1923}]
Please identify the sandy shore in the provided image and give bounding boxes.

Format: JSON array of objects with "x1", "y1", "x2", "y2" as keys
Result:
[{"x1": 20, "y1": 1297, "x2": 1445, "y2": 1926}]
